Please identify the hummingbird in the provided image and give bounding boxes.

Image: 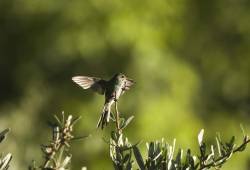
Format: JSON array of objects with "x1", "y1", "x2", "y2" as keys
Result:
[{"x1": 72, "y1": 73, "x2": 134, "y2": 129}]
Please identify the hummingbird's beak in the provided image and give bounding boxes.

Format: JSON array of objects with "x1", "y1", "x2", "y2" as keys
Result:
[{"x1": 126, "y1": 78, "x2": 135, "y2": 85}]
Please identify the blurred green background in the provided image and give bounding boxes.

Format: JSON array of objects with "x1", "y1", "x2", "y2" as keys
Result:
[{"x1": 0, "y1": 0, "x2": 250, "y2": 169}]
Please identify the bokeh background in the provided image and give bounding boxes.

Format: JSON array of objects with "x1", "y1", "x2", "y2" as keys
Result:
[{"x1": 0, "y1": 0, "x2": 250, "y2": 169}]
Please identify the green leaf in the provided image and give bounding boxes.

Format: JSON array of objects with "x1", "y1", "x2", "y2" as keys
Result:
[
  {"x1": 116, "y1": 152, "x2": 123, "y2": 162},
  {"x1": 229, "y1": 136, "x2": 235, "y2": 146},
  {"x1": 200, "y1": 142, "x2": 206, "y2": 158},
  {"x1": 216, "y1": 137, "x2": 222, "y2": 156},
  {"x1": 111, "y1": 131, "x2": 118, "y2": 141},
  {"x1": 133, "y1": 146, "x2": 145, "y2": 170},
  {"x1": 185, "y1": 149, "x2": 194, "y2": 168},
  {"x1": 126, "y1": 162, "x2": 132, "y2": 170},
  {"x1": 54, "y1": 115, "x2": 62, "y2": 127},
  {"x1": 0, "y1": 128, "x2": 10, "y2": 143},
  {"x1": 71, "y1": 135, "x2": 89, "y2": 141},
  {"x1": 0, "y1": 153, "x2": 12, "y2": 170},
  {"x1": 119, "y1": 118, "x2": 125, "y2": 129},
  {"x1": 226, "y1": 136, "x2": 235, "y2": 151},
  {"x1": 121, "y1": 116, "x2": 134, "y2": 130},
  {"x1": 198, "y1": 129, "x2": 204, "y2": 146},
  {"x1": 123, "y1": 154, "x2": 130, "y2": 163},
  {"x1": 71, "y1": 116, "x2": 82, "y2": 126},
  {"x1": 148, "y1": 142, "x2": 154, "y2": 159},
  {"x1": 175, "y1": 149, "x2": 182, "y2": 167}
]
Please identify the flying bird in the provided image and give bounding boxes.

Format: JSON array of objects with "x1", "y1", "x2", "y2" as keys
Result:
[{"x1": 72, "y1": 73, "x2": 134, "y2": 129}]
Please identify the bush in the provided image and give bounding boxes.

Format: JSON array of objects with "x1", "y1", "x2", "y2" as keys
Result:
[{"x1": 1, "y1": 93, "x2": 249, "y2": 170}]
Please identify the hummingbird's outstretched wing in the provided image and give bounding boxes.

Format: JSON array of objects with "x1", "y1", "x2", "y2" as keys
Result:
[{"x1": 72, "y1": 76, "x2": 106, "y2": 94}]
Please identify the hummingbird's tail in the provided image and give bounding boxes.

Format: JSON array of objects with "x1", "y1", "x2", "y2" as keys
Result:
[{"x1": 97, "y1": 102, "x2": 112, "y2": 129}]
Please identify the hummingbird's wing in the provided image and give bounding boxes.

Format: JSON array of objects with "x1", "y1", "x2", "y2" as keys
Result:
[{"x1": 72, "y1": 76, "x2": 106, "y2": 94}]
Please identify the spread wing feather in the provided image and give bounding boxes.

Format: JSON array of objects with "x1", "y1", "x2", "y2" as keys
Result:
[{"x1": 72, "y1": 76, "x2": 106, "y2": 94}]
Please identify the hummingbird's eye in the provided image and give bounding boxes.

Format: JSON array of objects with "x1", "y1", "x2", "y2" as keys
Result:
[{"x1": 121, "y1": 75, "x2": 125, "y2": 78}]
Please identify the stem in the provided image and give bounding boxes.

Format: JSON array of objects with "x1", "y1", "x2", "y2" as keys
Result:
[
  {"x1": 199, "y1": 138, "x2": 250, "y2": 170},
  {"x1": 58, "y1": 145, "x2": 65, "y2": 166},
  {"x1": 42, "y1": 139, "x2": 63, "y2": 169},
  {"x1": 115, "y1": 100, "x2": 121, "y2": 134}
]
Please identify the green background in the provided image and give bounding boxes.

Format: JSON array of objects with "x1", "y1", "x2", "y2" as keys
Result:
[{"x1": 0, "y1": 0, "x2": 249, "y2": 169}]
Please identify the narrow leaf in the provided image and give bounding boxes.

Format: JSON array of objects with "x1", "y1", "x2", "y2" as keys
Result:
[
  {"x1": 121, "y1": 116, "x2": 134, "y2": 129},
  {"x1": 133, "y1": 146, "x2": 145, "y2": 170},
  {"x1": 0, "y1": 128, "x2": 10, "y2": 143},
  {"x1": 198, "y1": 129, "x2": 204, "y2": 146}
]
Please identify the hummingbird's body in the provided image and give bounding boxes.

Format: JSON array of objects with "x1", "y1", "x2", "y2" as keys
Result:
[{"x1": 72, "y1": 73, "x2": 134, "y2": 129}]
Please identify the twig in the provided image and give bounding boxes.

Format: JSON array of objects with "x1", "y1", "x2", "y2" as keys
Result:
[
  {"x1": 113, "y1": 91, "x2": 122, "y2": 134},
  {"x1": 39, "y1": 113, "x2": 83, "y2": 169},
  {"x1": 114, "y1": 100, "x2": 122, "y2": 134},
  {"x1": 199, "y1": 138, "x2": 250, "y2": 170}
]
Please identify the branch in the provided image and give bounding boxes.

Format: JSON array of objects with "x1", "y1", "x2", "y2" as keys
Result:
[
  {"x1": 199, "y1": 137, "x2": 250, "y2": 170},
  {"x1": 114, "y1": 91, "x2": 122, "y2": 134}
]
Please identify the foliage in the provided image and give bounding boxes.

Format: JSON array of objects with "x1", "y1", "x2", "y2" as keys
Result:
[
  {"x1": 110, "y1": 131, "x2": 134, "y2": 170},
  {"x1": 0, "y1": 129, "x2": 12, "y2": 170},
  {"x1": 1, "y1": 0, "x2": 250, "y2": 169},
  {"x1": 0, "y1": 85, "x2": 249, "y2": 170},
  {"x1": 28, "y1": 112, "x2": 86, "y2": 170},
  {"x1": 132, "y1": 130, "x2": 250, "y2": 170},
  {"x1": 106, "y1": 101, "x2": 250, "y2": 170}
]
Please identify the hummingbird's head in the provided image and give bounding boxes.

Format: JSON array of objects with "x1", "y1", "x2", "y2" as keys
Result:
[{"x1": 115, "y1": 73, "x2": 135, "y2": 85}]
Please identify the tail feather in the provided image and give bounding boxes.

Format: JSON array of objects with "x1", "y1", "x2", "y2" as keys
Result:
[{"x1": 97, "y1": 103, "x2": 111, "y2": 129}]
